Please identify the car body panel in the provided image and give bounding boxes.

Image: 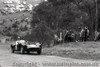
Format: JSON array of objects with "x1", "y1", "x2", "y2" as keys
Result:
[{"x1": 27, "y1": 44, "x2": 40, "y2": 49}]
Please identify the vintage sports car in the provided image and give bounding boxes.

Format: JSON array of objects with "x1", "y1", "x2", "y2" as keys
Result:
[{"x1": 11, "y1": 40, "x2": 42, "y2": 54}]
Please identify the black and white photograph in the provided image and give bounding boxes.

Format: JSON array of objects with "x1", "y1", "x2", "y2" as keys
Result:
[{"x1": 0, "y1": 0, "x2": 100, "y2": 67}]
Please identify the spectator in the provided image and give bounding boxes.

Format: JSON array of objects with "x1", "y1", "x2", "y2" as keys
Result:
[
  {"x1": 84, "y1": 27, "x2": 89, "y2": 41},
  {"x1": 80, "y1": 28, "x2": 85, "y2": 41}
]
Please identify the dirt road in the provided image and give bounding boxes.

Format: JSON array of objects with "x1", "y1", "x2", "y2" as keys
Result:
[{"x1": 0, "y1": 43, "x2": 100, "y2": 67}]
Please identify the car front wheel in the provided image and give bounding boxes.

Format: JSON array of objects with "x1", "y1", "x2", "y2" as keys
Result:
[{"x1": 20, "y1": 46, "x2": 25, "y2": 54}]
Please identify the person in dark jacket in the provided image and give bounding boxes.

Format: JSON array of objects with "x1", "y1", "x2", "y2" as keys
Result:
[{"x1": 84, "y1": 27, "x2": 89, "y2": 41}]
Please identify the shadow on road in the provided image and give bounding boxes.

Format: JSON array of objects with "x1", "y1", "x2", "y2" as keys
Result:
[{"x1": 12, "y1": 51, "x2": 41, "y2": 55}]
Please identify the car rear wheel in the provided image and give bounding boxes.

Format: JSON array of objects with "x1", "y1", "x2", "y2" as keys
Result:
[
  {"x1": 12, "y1": 49, "x2": 15, "y2": 53},
  {"x1": 37, "y1": 49, "x2": 41, "y2": 55},
  {"x1": 11, "y1": 45, "x2": 15, "y2": 53},
  {"x1": 27, "y1": 50, "x2": 30, "y2": 54}
]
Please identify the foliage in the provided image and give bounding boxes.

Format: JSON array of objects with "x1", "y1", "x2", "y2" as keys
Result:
[
  {"x1": 31, "y1": 0, "x2": 100, "y2": 44},
  {"x1": 26, "y1": 22, "x2": 54, "y2": 44}
]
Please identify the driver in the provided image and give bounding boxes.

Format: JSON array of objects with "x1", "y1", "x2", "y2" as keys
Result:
[{"x1": 15, "y1": 36, "x2": 26, "y2": 50}]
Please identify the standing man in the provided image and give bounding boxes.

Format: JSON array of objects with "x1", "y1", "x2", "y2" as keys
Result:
[
  {"x1": 94, "y1": 31, "x2": 100, "y2": 41},
  {"x1": 80, "y1": 28, "x2": 85, "y2": 41},
  {"x1": 84, "y1": 27, "x2": 89, "y2": 41}
]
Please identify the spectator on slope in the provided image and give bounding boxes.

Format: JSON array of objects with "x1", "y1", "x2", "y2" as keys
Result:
[
  {"x1": 84, "y1": 27, "x2": 89, "y2": 41},
  {"x1": 80, "y1": 28, "x2": 85, "y2": 41},
  {"x1": 94, "y1": 31, "x2": 100, "y2": 41},
  {"x1": 64, "y1": 30, "x2": 69, "y2": 42}
]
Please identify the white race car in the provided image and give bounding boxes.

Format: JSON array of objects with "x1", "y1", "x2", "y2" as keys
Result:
[{"x1": 11, "y1": 40, "x2": 42, "y2": 54}]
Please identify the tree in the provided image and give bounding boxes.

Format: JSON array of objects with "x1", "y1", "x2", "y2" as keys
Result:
[
  {"x1": 71, "y1": 0, "x2": 100, "y2": 40},
  {"x1": 30, "y1": 0, "x2": 100, "y2": 42}
]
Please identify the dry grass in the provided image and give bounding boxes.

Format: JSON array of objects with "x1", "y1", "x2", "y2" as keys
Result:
[{"x1": 42, "y1": 42, "x2": 100, "y2": 61}]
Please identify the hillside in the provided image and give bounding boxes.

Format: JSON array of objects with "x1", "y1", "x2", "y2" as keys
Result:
[
  {"x1": 0, "y1": 0, "x2": 44, "y2": 9},
  {"x1": 0, "y1": 0, "x2": 45, "y2": 39},
  {"x1": 0, "y1": 11, "x2": 32, "y2": 39}
]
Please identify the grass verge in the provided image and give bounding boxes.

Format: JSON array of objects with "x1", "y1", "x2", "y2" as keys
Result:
[{"x1": 42, "y1": 42, "x2": 100, "y2": 61}]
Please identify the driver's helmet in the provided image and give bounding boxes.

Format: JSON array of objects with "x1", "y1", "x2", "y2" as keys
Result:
[{"x1": 17, "y1": 36, "x2": 21, "y2": 40}]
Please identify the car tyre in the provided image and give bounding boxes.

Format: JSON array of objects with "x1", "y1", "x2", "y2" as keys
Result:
[
  {"x1": 11, "y1": 45, "x2": 15, "y2": 53},
  {"x1": 27, "y1": 50, "x2": 30, "y2": 54},
  {"x1": 37, "y1": 49, "x2": 41, "y2": 55},
  {"x1": 12, "y1": 48, "x2": 15, "y2": 53},
  {"x1": 20, "y1": 46, "x2": 25, "y2": 54}
]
